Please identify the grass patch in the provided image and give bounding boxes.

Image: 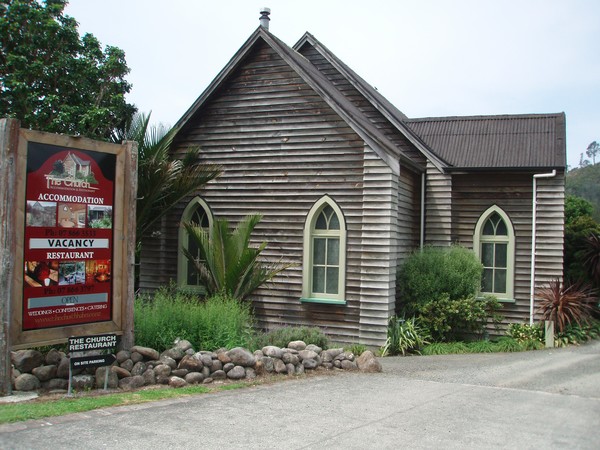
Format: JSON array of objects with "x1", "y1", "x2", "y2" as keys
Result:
[
  {"x1": 421, "y1": 337, "x2": 544, "y2": 355},
  {"x1": 0, "y1": 382, "x2": 251, "y2": 424}
]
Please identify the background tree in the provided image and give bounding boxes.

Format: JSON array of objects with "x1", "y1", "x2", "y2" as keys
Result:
[
  {"x1": 564, "y1": 195, "x2": 600, "y2": 284},
  {"x1": 586, "y1": 141, "x2": 599, "y2": 165},
  {"x1": 0, "y1": 0, "x2": 136, "y2": 139}
]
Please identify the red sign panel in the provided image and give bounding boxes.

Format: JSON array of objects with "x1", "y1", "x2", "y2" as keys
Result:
[{"x1": 23, "y1": 142, "x2": 116, "y2": 330}]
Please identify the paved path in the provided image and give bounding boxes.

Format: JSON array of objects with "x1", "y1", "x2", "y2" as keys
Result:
[{"x1": 1, "y1": 341, "x2": 599, "y2": 449}]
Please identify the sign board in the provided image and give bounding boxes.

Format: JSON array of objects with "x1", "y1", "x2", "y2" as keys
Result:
[
  {"x1": 71, "y1": 354, "x2": 117, "y2": 369},
  {"x1": 68, "y1": 333, "x2": 118, "y2": 352},
  {"x1": 1, "y1": 123, "x2": 137, "y2": 353}
]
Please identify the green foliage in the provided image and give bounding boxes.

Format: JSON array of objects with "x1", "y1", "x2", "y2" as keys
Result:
[
  {"x1": 536, "y1": 279, "x2": 597, "y2": 333},
  {"x1": 0, "y1": 0, "x2": 136, "y2": 139},
  {"x1": 507, "y1": 323, "x2": 544, "y2": 344},
  {"x1": 421, "y1": 337, "x2": 542, "y2": 355},
  {"x1": 134, "y1": 287, "x2": 254, "y2": 352},
  {"x1": 564, "y1": 196, "x2": 600, "y2": 283},
  {"x1": 397, "y1": 245, "x2": 483, "y2": 315},
  {"x1": 492, "y1": 337, "x2": 532, "y2": 352},
  {"x1": 421, "y1": 341, "x2": 470, "y2": 355},
  {"x1": 567, "y1": 164, "x2": 600, "y2": 220},
  {"x1": 380, "y1": 316, "x2": 430, "y2": 356},
  {"x1": 414, "y1": 295, "x2": 502, "y2": 342},
  {"x1": 184, "y1": 214, "x2": 294, "y2": 301},
  {"x1": 346, "y1": 344, "x2": 367, "y2": 355},
  {"x1": 251, "y1": 326, "x2": 329, "y2": 350},
  {"x1": 555, "y1": 319, "x2": 600, "y2": 347},
  {"x1": 112, "y1": 112, "x2": 222, "y2": 247},
  {"x1": 89, "y1": 216, "x2": 112, "y2": 229}
]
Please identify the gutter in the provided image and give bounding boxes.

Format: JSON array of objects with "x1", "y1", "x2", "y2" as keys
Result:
[{"x1": 530, "y1": 170, "x2": 557, "y2": 325}]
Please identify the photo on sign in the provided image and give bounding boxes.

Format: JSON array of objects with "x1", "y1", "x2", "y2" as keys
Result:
[
  {"x1": 26, "y1": 200, "x2": 57, "y2": 227},
  {"x1": 24, "y1": 260, "x2": 59, "y2": 287},
  {"x1": 86, "y1": 259, "x2": 111, "y2": 283},
  {"x1": 58, "y1": 261, "x2": 86, "y2": 285},
  {"x1": 88, "y1": 205, "x2": 112, "y2": 229},
  {"x1": 57, "y1": 202, "x2": 87, "y2": 228}
]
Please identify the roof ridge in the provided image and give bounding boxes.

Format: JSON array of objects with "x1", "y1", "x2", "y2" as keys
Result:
[{"x1": 408, "y1": 112, "x2": 565, "y2": 122}]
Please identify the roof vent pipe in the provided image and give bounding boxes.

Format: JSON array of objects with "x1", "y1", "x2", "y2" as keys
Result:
[{"x1": 259, "y1": 7, "x2": 271, "y2": 30}]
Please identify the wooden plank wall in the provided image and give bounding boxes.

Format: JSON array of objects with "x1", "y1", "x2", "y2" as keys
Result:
[
  {"x1": 425, "y1": 162, "x2": 453, "y2": 246},
  {"x1": 451, "y1": 172, "x2": 565, "y2": 328},
  {"x1": 140, "y1": 39, "x2": 402, "y2": 346}
]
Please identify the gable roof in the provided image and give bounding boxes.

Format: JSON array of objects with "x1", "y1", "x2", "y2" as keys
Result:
[{"x1": 406, "y1": 113, "x2": 566, "y2": 171}]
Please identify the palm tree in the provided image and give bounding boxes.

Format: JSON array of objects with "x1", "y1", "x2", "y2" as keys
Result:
[
  {"x1": 183, "y1": 214, "x2": 294, "y2": 301},
  {"x1": 112, "y1": 112, "x2": 222, "y2": 248}
]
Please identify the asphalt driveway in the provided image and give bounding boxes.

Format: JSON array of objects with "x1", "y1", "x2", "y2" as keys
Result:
[{"x1": 1, "y1": 340, "x2": 599, "y2": 449}]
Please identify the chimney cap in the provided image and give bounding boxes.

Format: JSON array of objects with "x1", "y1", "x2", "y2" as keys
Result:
[{"x1": 259, "y1": 7, "x2": 271, "y2": 30}]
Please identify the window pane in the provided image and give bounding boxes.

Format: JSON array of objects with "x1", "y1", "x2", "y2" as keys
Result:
[
  {"x1": 313, "y1": 267, "x2": 325, "y2": 293},
  {"x1": 326, "y1": 267, "x2": 339, "y2": 294},
  {"x1": 329, "y1": 213, "x2": 340, "y2": 230},
  {"x1": 481, "y1": 243, "x2": 494, "y2": 267},
  {"x1": 191, "y1": 209, "x2": 209, "y2": 228},
  {"x1": 482, "y1": 219, "x2": 495, "y2": 236},
  {"x1": 327, "y1": 238, "x2": 339, "y2": 265},
  {"x1": 495, "y1": 269, "x2": 507, "y2": 293},
  {"x1": 186, "y1": 238, "x2": 200, "y2": 285},
  {"x1": 314, "y1": 238, "x2": 326, "y2": 264},
  {"x1": 315, "y1": 212, "x2": 327, "y2": 230},
  {"x1": 482, "y1": 268, "x2": 493, "y2": 292},
  {"x1": 496, "y1": 219, "x2": 508, "y2": 236},
  {"x1": 495, "y1": 243, "x2": 507, "y2": 268}
]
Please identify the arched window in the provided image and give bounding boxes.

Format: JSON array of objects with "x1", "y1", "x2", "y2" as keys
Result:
[
  {"x1": 474, "y1": 205, "x2": 515, "y2": 300},
  {"x1": 177, "y1": 197, "x2": 213, "y2": 289},
  {"x1": 302, "y1": 196, "x2": 346, "y2": 304}
]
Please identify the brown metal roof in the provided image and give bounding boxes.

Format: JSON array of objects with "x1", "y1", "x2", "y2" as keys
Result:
[{"x1": 406, "y1": 113, "x2": 566, "y2": 170}]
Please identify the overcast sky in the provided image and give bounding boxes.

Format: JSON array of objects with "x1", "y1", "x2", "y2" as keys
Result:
[{"x1": 64, "y1": 0, "x2": 600, "y2": 169}]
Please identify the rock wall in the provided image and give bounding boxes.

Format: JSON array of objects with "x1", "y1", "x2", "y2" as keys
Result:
[{"x1": 10, "y1": 339, "x2": 382, "y2": 393}]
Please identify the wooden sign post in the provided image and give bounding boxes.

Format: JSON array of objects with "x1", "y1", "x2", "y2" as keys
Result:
[{"x1": 0, "y1": 119, "x2": 137, "y2": 396}]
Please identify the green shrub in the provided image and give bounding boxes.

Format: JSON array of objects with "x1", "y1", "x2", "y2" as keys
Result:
[
  {"x1": 415, "y1": 295, "x2": 502, "y2": 342},
  {"x1": 134, "y1": 287, "x2": 254, "y2": 352},
  {"x1": 380, "y1": 316, "x2": 430, "y2": 356},
  {"x1": 507, "y1": 323, "x2": 544, "y2": 344},
  {"x1": 346, "y1": 344, "x2": 367, "y2": 355},
  {"x1": 421, "y1": 341, "x2": 470, "y2": 355},
  {"x1": 555, "y1": 319, "x2": 600, "y2": 347},
  {"x1": 397, "y1": 245, "x2": 483, "y2": 315},
  {"x1": 493, "y1": 336, "x2": 526, "y2": 352},
  {"x1": 252, "y1": 326, "x2": 329, "y2": 350}
]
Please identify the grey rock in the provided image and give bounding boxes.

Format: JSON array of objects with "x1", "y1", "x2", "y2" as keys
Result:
[
  {"x1": 172, "y1": 369, "x2": 189, "y2": 378},
  {"x1": 262, "y1": 346, "x2": 283, "y2": 359},
  {"x1": 130, "y1": 346, "x2": 160, "y2": 361},
  {"x1": 119, "y1": 375, "x2": 145, "y2": 391},
  {"x1": 355, "y1": 351, "x2": 382, "y2": 373},
  {"x1": 203, "y1": 377, "x2": 214, "y2": 384},
  {"x1": 324, "y1": 348, "x2": 344, "y2": 359},
  {"x1": 202, "y1": 366, "x2": 211, "y2": 378},
  {"x1": 154, "y1": 364, "x2": 172, "y2": 379},
  {"x1": 185, "y1": 348, "x2": 195, "y2": 356},
  {"x1": 120, "y1": 358, "x2": 134, "y2": 372},
  {"x1": 217, "y1": 351, "x2": 232, "y2": 364},
  {"x1": 322, "y1": 362, "x2": 334, "y2": 370},
  {"x1": 160, "y1": 355, "x2": 177, "y2": 369},
  {"x1": 169, "y1": 376, "x2": 188, "y2": 388},
  {"x1": 333, "y1": 360, "x2": 342, "y2": 369},
  {"x1": 211, "y1": 370, "x2": 226, "y2": 380},
  {"x1": 227, "y1": 365, "x2": 246, "y2": 380},
  {"x1": 72, "y1": 374, "x2": 95, "y2": 391},
  {"x1": 57, "y1": 356, "x2": 70, "y2": 378},
  {"x1": 116, "y1": 350, "x2": 131, "y2": 364},
  {"x1": 199, "y1": 353, "x2": 213, "y2": 367},
  {"x1": 161, "y1": 347, "x2": 185, "y2": 361},
  {"x1": 295, "y1": 364, "x2": 305, "y2": 375},
  {"x1": 261, "y1": 356, "x2": 275, "y2": 373},
  {"x1": 253, "y1": 350, "x2": 264, "y2": 358},
  {"x1": 282, "y1": 352, "x2": 299, "y2": 365},
  {"x1": 12, "y1": 349, "x2": 44, "y2": 373},
  {"x1": 185, "y1": 372, "x2": 205, "y2": 384},
  {"x1": 223, "y1": 362, "x2": 234, "y2": 373},
  {"x1": 45, "y1": 348, "x2": 63, "y2": 366},
  {"x1": 131, "y1": 352, "x2": 144, "y2": 363},
  {"x1": 32, "y1": 365, "x2": 57, "y2": 382},
  {"x1": 245, "y1": 368, "x2": 257, "y2": 380},
  {"x1": 341, "y1": 360, "x2": 358, "y2": 370},
  {"x1": 111, "y1": 366, "x2": 131, "y2": 379},
  {"x1": 210, "y1": 360, "x2": 223, "y2": 372},
  {"x1": 286, "y1": 363, "x2": 296, "y2": 375},
  {"x1": 302, "y1": 359, "x2": 319, "y2": 370},
  {"x1": 306, "y1": 344, "x2": 323, "y2": 354},
  {"x1": 94, "y1": 367, "x2": 119, "y2": 389},
  {"x1": 43, "y1": 378, "x2": 69, "y2": 390},
  {"x1": 274, "y1": 358, "x2": 287, "y2": 374},
  {"x1": 142, "y1": 368, "x2": 156, "y2": 386},
  {"x1": 178, "y1": 354, "x2": 203, "y2": 372},
  {"x1": 175, "y1": 339, "x2": 194, "y2": 352},
  {"x1": 298, "y1": 350, "x2": 319, "y2": 361},
  {"x1": 287, "y1": 340, "x2": 307, "y2": 351},
  {"x1": 131, "y1": 361, "x2": 147, "y2": 376},
  {"x1": 14, "y1": 373, "x2": 40, "y2": 391},
  {"x1": 227, "y1": 347, "x2": 255, "y2": 367}
]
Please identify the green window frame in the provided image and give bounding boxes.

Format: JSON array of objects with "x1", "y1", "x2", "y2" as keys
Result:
[
  {"x1": 177, "y1": 197, "x2": 213, "y2": 290},
  {"x1": 474, "y1": 205, "x2": 515, "y2": 301},
  {"x1": 301, "y1": 196, "x2": 347, "y2": 304}
]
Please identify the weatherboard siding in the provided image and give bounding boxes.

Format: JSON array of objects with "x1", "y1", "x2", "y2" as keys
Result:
[
  {"x1": 424, "y1": 162, "x2": 453, "y2": 246},
  {"x1": 140, "y1": 40, "x2": 399, "y2": 345}
]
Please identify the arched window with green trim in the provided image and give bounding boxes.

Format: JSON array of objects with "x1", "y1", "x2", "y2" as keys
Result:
[
  {"x1": 302, "y1": 196, "x2": 346, "y2": 304},
  {"x1": 474, "y1": 205, "x2": 515, "y2": 300},
  {"x1": 178, "y1": 197, "x2": 213, "y2": 289}
]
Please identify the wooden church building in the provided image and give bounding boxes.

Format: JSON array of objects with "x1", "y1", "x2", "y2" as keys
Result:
[{"x1": 139, "y1": 12, "x2": 566, "y2": 346}]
